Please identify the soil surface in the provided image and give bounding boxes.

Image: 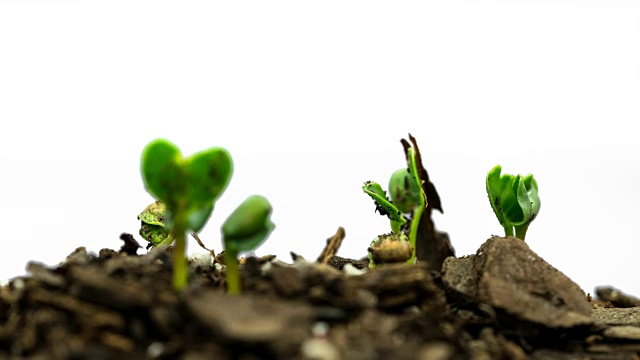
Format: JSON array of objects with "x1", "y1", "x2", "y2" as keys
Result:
[
  {"x1": 1, "y1": 233, "x2": 639, "y2": 360},
  {"x1": 3, "y1": 135, "x2": 639, "y2": 359}
]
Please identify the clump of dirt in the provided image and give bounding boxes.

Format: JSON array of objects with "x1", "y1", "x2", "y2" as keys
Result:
[{"x1": 1, "y1": 235, "x2": 640, "y2": 359}]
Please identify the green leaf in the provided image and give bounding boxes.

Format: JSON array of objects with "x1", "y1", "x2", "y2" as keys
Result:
[
  {"x1": 138, "y1": 201, "x2": 173, "y2": 247},
  {"x1": 141, "y1": 139, "x2": 184, "y2": 207},
  {"x1": 388, "y1": 168, "x2": 421, "y2": 214},
  {"x1": 184, "y1": 147, "x2": 233, "y2": 210},
  {"x1": 522, "y1": 174, "x2": 540, "y2": 221},
  {"x1": 503, "y1": 174, "x2": 528, "y2": 226},
  {"x1": 362, "y1": 181, "x2": 405, "y2": 233},
  {"x1": 222, "y1": 195, "x2": 275, "y2": 253},
  {"x1": 139, "y1": 223, "x2": 173, "y2": 247},
  {"x1": 186, "y1": 203, "x2": 214, "y2": 233},
  {"x1": 486, "y1": 165, "x2": 540, "y2": 240},
  {"x1": 140, "y1": 138, "x2": 233, "y2": 232},
  {"x1": 138, "y1": 201, "x2": 168, "y2": 227},
  {"x1": 486, "y1": 165, "x2": 507, "y2": 226}
]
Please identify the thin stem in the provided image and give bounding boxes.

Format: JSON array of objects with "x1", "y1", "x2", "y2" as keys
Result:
[
  {"x1": 225, "y1": 247, "x2": 241, "y2": 295},
  {"x1": 503, "y1": 224, "x2": 514, "y2": 238},
  {"x1": 407, "y1": 148, "x2": 425, "y2": 265},
  {"x1": 515, "y1": 223, "x2": 529, "y2": 241},
  {"x1": 171, "y1": 213, "x2": 188, "y2": 291},
  {"x1": 391, "y1": 219, "x2": 402, "y2": 234},
  {"x1": 408, "y1": 201, "x2": 423, "y2": 264}
]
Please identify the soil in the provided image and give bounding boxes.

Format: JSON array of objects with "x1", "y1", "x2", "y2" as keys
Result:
[
  {"x1": 3, "y1": 135, "x2": 639, "y2": 359},
  {"x1": 1, "y1": 233, "x2": 639, "y2": 360}
]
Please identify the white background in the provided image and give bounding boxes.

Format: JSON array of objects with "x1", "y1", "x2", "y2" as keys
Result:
[{"x1": 1, "y1": 1, "x2": 639, "y2": 297}]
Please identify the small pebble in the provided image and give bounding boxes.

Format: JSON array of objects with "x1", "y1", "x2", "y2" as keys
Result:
[
  {"x1": 342, "y1": 263, "x2": 366, "y2": 276},
  {"x1": 300, "y1": 338, "x2": 340, "y2": 360},
  {"x1": 146, "y1": 342, "x2": 165, "y2": 358},
  {"x1": 311, "y1": 322, "x2": 330, "y2": 337}
]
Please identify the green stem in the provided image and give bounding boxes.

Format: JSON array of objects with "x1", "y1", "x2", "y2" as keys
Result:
[
  {"x1": 225, "y1": 247, "x2": 241, "y2": 295},
  {"x1": 407, "y1": 148, "x2": 425, "y2": 265},
  {"x1": 503, "y1": 224, "x2": 514, "y2": 238},
  {"x1": 514, "y1": 223, "x2": 529, "y2": 241},
  {"x1": 172, "y1": 213, "x2": 188, "y2": 291},
  {"x1": 391, "y1": 220, "x2": 402, "y2": 234},
  {"x1": 407, "y1": 204, "x2": 423, "y2": 264}
]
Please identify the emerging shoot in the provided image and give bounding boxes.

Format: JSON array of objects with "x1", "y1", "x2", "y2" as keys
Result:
[
  {"x1": 486, "y1": 165, "x2": 540, "y2": 240},
  {"x1": 362, "y1": 147, "x2": 426, "y2": 267},
  {"x1": 362, "y1": 181, "x2": 405, "y2": 234},
  {"x1": 141, "y1": 139, "x2": 232, "y2": 290},
  {"x1": 222, "y1": 195, "x2": 275, "y2": 295},
  {"x1": 138, "y1": 201, "x2": 173, "y2": 249}
]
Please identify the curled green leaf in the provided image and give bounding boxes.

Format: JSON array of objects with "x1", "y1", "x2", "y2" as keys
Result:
[
  {"x1": 388, "y1": 168, "x2": 421, "y2": 214},
  {"x1": 486, "y1": 165, "x2": 540, "y2": 240},
  {"x1": 138, "y1": 201, "x2": 168, "y2": 227},
  {"x1": 222, "y1": 195, "x2": 275, "y2": 253},
  {"x1": 138, "y1": 201, "x2": 173, "y2": 247},
  {"x1": 222, "y1": 194, "x2": 275, "y2": 296},
  {"x1": 141, "y1": 138, "x2": 233, "y2": 233},
  {"x1": 362, "y1": 181, "x2": 405, "y2": 233}
]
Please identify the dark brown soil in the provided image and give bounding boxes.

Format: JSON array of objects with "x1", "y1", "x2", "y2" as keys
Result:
[
  {"x1": 1, "y1": 233, "x2": 639, "y2": 360},
  {"x1": 3, "y1": 136, "x2": 638, "y2": 359}
]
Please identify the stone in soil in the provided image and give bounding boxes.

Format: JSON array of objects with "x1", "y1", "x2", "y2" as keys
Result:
[{"x1": 441, "y1": 236, "x2": 592, "y2": 332}]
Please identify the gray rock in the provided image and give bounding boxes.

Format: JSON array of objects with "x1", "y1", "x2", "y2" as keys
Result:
[{"x1": 442, "y1": 236, "x2": 592, "y2": 329}]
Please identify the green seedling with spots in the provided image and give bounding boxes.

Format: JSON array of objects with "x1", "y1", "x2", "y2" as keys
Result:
[
  {"x1": 141, "y1": 139, "x2": 233, "y2": 290},
  {"x1": 222, "y1": 195, "x2": 275, "y2": 295},
  {"x1": 363, "y1": 147, "x2": 426, "y2": 267},
  {"x1": 486, "y1": 165, "x2": 540, "y2": 240},
  {"x1": 138, "y1": 201, "x2": 173, "y2": 248},
  {"x1": 362, "y1": 181, "x2": 406, "y2": 233},
  {"x1": 388, "y1": 168, "x2": 421, "y2": 214},
  {"x1": 140, "y1": 138, "x2": 275, "y2": 293}
]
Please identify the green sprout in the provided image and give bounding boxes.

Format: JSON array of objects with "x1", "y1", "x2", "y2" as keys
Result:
[
  {"x1": 388, "y1": 168, "x2": 421, "y2": 214},
  {"x1": 486, "y1": 165, "x2": 540, "y2": 240},
  {"x1": 140, "y1": 138, "x2": 275, "y2": 293},
  {"x1": 362, "y1": 181, "x2": 406, "y2": 233},
  {"x1": 138, "y1": 201, "x2": 174, "y2": 248},
  {"x1": 141, "y1": 139, "x2": 233, "y2": 290},
  {"x1": 222, "y1": 195, "x2": 275, "y2": 295},
  {"x1": 362, "y1": 147, "x2": 426, "y2": 267}
]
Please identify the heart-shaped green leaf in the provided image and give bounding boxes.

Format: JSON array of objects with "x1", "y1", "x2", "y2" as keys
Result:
[
  {"x1": 141, "y1": 139, "x2": 233, "y2": 232},
  {"x1": 186, "y1": 203, "x2": 214, "y2": 233},
  {"x1": 141, "y1": 140, "x2": 184, "y2": 207},
  {"x1": 184, "y1": 147, "x2": 233, "y2": 210}
]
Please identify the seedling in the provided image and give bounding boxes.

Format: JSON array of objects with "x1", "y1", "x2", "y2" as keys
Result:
[
  {"x1": 362, "y1": 181, "x2": 406, "y2": 234},
  {"x1": 141, "y1": 139, "x2": 233, "y2": 290},
  {"x1": 362, "y1": 147, "x2": 426, "y2": 267},
  {"x1": 486, "y1": 165, "x2": 540, "y2": 240},
  {"x1": 138, "y1": 201, "x2": 173, "y2": 249},
  {"x1": 140, "y1": 138, "x2": 275, "y2": 293},
  {"x1": 222, "y1": 195, "x2": 275, "y2": 295}
]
